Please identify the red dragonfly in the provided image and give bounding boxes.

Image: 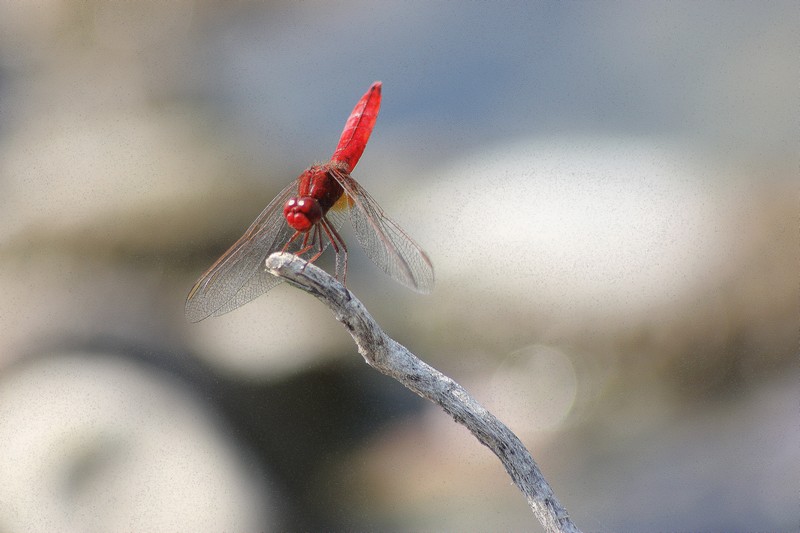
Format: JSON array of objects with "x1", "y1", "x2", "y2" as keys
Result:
[{"x1": 186, "y1": 81, "x2": 434, "y2": 322}]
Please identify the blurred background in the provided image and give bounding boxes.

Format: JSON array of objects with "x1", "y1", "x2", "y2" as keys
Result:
[{"x1": 0, "y1": 1, "x2": 797, "y2": 531}]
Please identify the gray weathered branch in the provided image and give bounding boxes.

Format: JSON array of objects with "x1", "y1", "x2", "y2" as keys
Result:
[{"x1": 265, "y1": 252, "x2": 580, "y2": 533}]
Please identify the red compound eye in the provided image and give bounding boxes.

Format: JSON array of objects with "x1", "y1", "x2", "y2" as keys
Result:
[{"x1": 283, "y1": 197, "x2": 322, "y2": 231}]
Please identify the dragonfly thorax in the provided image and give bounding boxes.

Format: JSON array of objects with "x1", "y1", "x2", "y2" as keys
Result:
[{"x1": 283, "y1": 197, "x2": 323, "y2": 232}]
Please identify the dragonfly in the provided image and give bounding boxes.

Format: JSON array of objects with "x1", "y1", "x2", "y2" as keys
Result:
[{"x1": 186, "y1": 81, "x2": 434, "y2": 322}]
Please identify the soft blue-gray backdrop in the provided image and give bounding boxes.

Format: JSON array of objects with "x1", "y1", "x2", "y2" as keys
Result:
[{"x1": 0, "y1": 2, "x2": 796, "y2": 531}]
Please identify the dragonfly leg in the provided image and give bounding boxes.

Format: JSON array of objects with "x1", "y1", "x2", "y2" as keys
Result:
[
  {"x1": 292, "y1": 226, "x2": 319, "y2": 257},
  {"x1": 281, "y1": 230, "x2": 304, "y2": 253},
  {"x1": 281, "y1": 228, "x2": 320, "y2": 274},
  {"x1": 320, "y1": 216, "x2": 348, "y2": 284},
  {"x1": 281, "y1": 219, "x2": 347, "y2": 282},
  {"x1": 306, "y1": 225, "x2": 326, "y2": 261},
  {"x1": 298, "y1": 224, "x2": 327, "y2": 274}
]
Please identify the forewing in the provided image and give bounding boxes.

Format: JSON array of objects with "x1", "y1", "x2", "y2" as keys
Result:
[
  {"x1": 332, "y1": 170, "x2": 434, "y2": 293},
  {"x1": 185, "y1": 180, "x2": 298, "y2": 322}
]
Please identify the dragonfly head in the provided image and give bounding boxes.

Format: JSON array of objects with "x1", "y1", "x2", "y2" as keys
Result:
[{"x1": 284, "y1": 197, "x2": 322, "y2": 232}]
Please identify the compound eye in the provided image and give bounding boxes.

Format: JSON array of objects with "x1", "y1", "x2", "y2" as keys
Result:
[{"x1": 283, "y1": 197, "x2": 322, "y2": 231}]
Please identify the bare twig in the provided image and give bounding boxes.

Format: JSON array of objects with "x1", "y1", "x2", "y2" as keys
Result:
[{"x1": 266, "y1": 252, "x2": 580, "y2": 533}]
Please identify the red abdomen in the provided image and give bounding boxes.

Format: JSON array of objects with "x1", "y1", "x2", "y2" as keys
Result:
[{"x1": 330, "y1": 82, "x2": 381, "y2": 172}]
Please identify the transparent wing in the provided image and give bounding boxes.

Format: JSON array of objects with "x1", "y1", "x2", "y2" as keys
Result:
[
  {"x1": 331, "y1": 169, "x2": 434, "y2": 293},
  {"x1": 185, "y1": 180, "x2": 298, "y2": 322}
]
